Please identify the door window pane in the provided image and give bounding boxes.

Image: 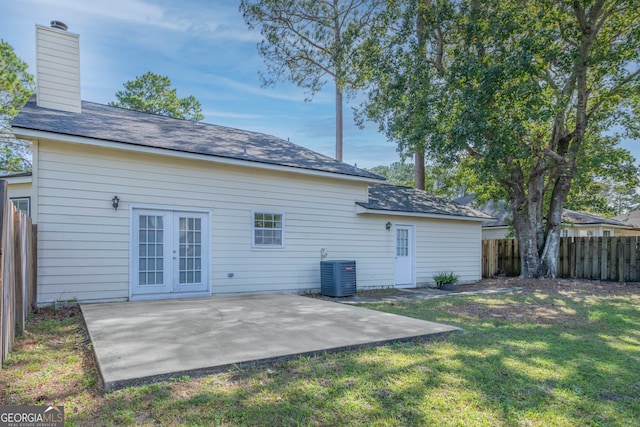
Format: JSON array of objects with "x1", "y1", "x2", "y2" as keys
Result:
[
  {"x1": 396, "y1": 229, "x2": 409, "y2": 257},
  {"x1": 138, "y1": 215, "x2": 164, "y2": 286},
  {"x1": 179, "y1": 215, "x2": 203, "y2": 284}
]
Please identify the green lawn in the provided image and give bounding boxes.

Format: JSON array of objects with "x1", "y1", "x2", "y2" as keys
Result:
[{"x1": 1, "y1": 282, "x2": 639, "y2": 426}]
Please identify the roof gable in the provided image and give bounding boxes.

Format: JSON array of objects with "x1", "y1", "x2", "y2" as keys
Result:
[{"x1": 12, "y1": 98, "x2": 383, "y2": 180}]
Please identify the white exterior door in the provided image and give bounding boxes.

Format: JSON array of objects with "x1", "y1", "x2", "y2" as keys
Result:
[
  {"x1": 394, "y1": 224, "x2": 415, "y2": 287},
  {"x1": 132, "y1": 209, "x2": 209, "y2": 299}
]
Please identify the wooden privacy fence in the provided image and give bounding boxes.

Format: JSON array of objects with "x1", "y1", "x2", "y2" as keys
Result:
[
  {"x1": 483, "y1": 236, "x2": 640, "y2": 282},
  {"x1": 0, "y1": 180, "x2": 37, "y2": 367}
]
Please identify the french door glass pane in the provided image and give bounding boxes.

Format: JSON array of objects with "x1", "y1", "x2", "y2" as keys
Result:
[
  {"x1": 139, "y1": 215, "x2": 164, "y2": 286},
  {"x1": 179, "y1": 216, "x2": 202, "y2": 284}
]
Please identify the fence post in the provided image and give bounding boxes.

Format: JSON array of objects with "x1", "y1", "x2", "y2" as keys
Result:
[
  {"x1": 0, "y1": 181, "x2": 6, "y2": 367},
  {"x1": 591, "y1": 238, "x2": 599, "y2": 280},
  {"x1": 30, "y1": 223, "x2": 37, "y2": 311},
  {"x1": 624, "y1": 238, "x2": 631, "y2": 282},
  {"x1": 14, "y1": 211, "x2": 24, "y2": 336},
  {"x1": 0, "y1": 191, "x2": 14, "y2": 361},
  {"x1": 582, "y1": 238, "x2": 590, "y2": 278},
  {"x1": 559, "y1": 237, "x2": 566, "y2": 277},
  {"x1": 631, "y1": 237, "x2": 639, "y2": 282},
  {"x1": 601, "y1": 238, "x2": 608, "y2": 280},
  {"x1": 569, "y1": 237, "x2": 577, "y2": 278},
  {"x1": 618, "y1": 239, "x2": 625, "y2": 282}
]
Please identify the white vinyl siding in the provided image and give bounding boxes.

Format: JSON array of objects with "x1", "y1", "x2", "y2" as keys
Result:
[
  {"x1": 33, "y1": 139, "x2": 482, "y2": 303},
  {"x1": 414, "y1": 218, "x2": 482, "y2": 285},
  {"x1": 253, "y1": 212, "x2": 284, "y2": 248}
]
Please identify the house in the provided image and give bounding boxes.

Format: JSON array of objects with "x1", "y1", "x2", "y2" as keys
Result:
[
  {"x1": 455, "y1": 196, "x2": 633, "y2": 239},
  {"x1": 612, "y1": 210, "x2": 640, "y2": 236},
  {"x1": 3, "y1": 22, "x2": 489, "y2": 304}
]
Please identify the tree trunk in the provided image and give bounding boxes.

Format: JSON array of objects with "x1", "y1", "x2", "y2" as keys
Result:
[
  {"x1": 413, "y1": 0, "x2": 428, "y2": 191},
  {"x1": 509, "y1": 154, "x2": 576, "y2": 278},
  {"x1": 335, "y1": 84, "x2": 343, "y2": 162},
  {"x1": 511, "y1": 191, "x2": 544, "y2": 278},
  {"x1": 508, "y1": 159, "x2": 547, "y2": 278},
  {"x1": 540, "y1": 231, "x2": 560, "y2": 277},
  {"x1": 414, "y1": 149, "x2": 425, "y2": 190}
]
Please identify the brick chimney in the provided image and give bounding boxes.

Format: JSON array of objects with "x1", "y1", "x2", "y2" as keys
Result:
[{"x1": 35, "y1": 21, "x2": 81, "y2": 113}]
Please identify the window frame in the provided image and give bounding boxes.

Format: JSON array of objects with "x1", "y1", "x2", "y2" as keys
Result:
[
  {"x1": 252, "y1": 211, "x2": 285, "y2": 248},
  {"x1": 10, "y1": 197, "x2": 31, "y2": 216}
]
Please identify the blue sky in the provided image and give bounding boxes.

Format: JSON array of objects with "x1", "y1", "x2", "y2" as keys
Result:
[
  {"x1": 0, "y1": 0, "x2": 399, "y2": 169},
  {"x1": 1, "y1": 0, "x2": 637, "y2": 170}
]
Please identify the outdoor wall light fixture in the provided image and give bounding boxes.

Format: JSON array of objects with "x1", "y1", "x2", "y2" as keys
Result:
[
  {"x1": 112, "y1": 196, "x2": 120, "y2": 211},
  {"x1": 386, "y1": 221, "x2": 392, "y2": 231}
]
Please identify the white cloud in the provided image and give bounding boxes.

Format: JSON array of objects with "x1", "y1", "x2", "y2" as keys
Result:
[
  {"x1": 203, "y1": 109, "x2": 264, "y2": 120},
  {"x1": 207, "y1": 74, "x2": 332, "y2": 104},
  {"x1": 21, "y1": 0, "x2": 262, "y2": 42},
  {"x1": 28, "y1": 0, "x2": 189, "y2": 31}
]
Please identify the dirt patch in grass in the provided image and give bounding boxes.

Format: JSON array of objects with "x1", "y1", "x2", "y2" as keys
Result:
[
  {"x1": 438, "y1": 299, "x2": 580, "y2": 324},
  {"x1": 30, "y1": 305, "x2": 81, "y2": 322},
  {"x1": 442, "y1": 277, "x2": 639, "y2": 324},
  {"x1": 455, "y1": 277, "x2": 639, "y2": 296}
]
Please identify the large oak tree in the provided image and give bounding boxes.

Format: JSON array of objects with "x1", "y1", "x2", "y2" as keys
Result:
[{"x1": 362, "y1": 0, "x2": 640, "y2": 277}]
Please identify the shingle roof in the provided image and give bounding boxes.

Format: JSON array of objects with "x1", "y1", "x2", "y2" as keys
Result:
[
  {"x1": 562, "y1": 209, "x2": 629, "y2": 227},
  {"x1": 455, "y1": 196, "x2": 631, "y2": 228},
  {"x1": 0, "y1": 172, "x2": 33, "y2": 179},
  {"x1": 12, "y1": 97, "x2": 384, "y2": 180},
  {"x1": 357, "y1": 184, "x2": 492, "y2": 219},
  {"x1": 613, "y1": 210, "x2": 640, "y2": 228}
]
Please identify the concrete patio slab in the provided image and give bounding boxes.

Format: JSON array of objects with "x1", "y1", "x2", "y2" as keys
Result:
[{"x1": 81, "y1": 293, "x2": 461, "y2": 390}]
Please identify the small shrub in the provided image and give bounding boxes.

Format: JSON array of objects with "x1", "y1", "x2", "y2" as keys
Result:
[{"x1": 432, "y1": 271, "x2": 459, "y2": 289}]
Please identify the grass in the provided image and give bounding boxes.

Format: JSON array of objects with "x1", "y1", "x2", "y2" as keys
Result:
[{"x1": 1, "y1": 283, "x2": 639, "y2": 426}]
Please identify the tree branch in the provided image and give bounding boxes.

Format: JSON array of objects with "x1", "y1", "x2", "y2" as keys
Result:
[{"x1": 587, "y1": 68, "x2": 640, "y2": 118}]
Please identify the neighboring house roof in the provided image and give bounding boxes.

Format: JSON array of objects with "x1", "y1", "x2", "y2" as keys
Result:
[
  {"x1": 454, "y1": 195, "x2": 510, "y2": 227},
  {"x1": 357, "y1": 184, "x2": 492, "y2": 220},
  {"x1": 613, "y1": 210, "x2": 640, "y2": 228},
  {"x1": 12, "y1": 97, "x2": 383, "y2": 181},
  {"x1": 456, "y1": 196, "x2": 631, "y2": 228},
  {"x1": 0, "y1": 172, "x2": 33, "y2": 179},
  {"x1": 562, "y1": 209, "x2": 629, "y2": 227}
]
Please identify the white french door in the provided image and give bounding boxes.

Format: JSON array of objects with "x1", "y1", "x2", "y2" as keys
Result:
[
  {"x1": 131, "y1": 209, "x2": 209, "y2": 299},
  {"x1": 394, "y1": 224, "x2": 415, "y2": 287}
]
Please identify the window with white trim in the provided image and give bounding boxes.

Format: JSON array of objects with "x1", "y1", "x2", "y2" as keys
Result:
[
  {"x1": 561, "y1": 229, "x2": 569, "y2": 237},
  {"x1": 253, "y1": 212, "x2": 284, "y2": 247},
  {"x1": 11, "y1": 197, "x2": 30, "y2": 216},
  {"x1": 603, "y1": 230, "x2": 611, "y2": 237}
]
